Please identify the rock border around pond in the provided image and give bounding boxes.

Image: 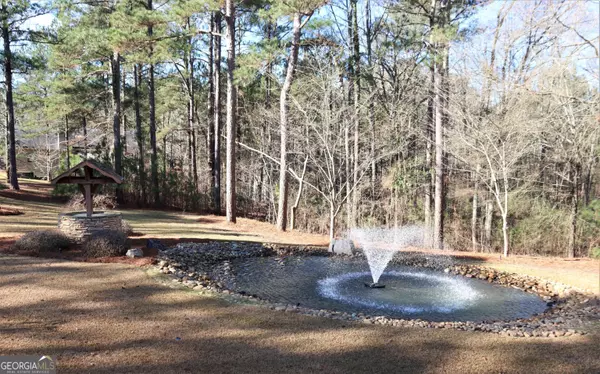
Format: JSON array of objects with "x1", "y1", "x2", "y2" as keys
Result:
[{"x1": 153, "y1": 242, "x2": 599, "y2": 338}]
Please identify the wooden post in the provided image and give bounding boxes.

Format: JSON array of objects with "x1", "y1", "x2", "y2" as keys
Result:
[
  {"x1": 84, "y1": 166, "x2": 93, "y2": 217},
  {"x1": 84, "y1": 184, "x2": 92, "y2": 217}
]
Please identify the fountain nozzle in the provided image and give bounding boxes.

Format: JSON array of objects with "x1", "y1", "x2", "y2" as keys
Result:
[{"x1": 364, "y1": 282, "x2": 385, "y2": 289}]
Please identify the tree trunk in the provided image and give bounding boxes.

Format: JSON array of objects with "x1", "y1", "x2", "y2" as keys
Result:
[
  {"x1": 424, "y1": 65, "x2": 434, "y2": 247},
  {"x1": 423, "y1": 3, "x2": 437, "y2": 247},
  {"x1": 365, "y1": 0, "x2": 376, "y2": 193},
  {"x1": 433, "y1": 58, "x2": 445, "y2": 250},
  {"x1": 224, "y1": 0, "x2": 236, "y2": 223},
  {"x1": 484, "y1": 199, "x2": 493, "y2": 251},
  {"x1": 276, "y1": 13, "x2": 304, "y2": 231},
  {"x1": 472, "y1": 165, "x2": 479, "y2": 251},
  {"x1": 82, "y1": 115, "x2": 88, "y2": 155},
  {"x1": 583, "y1": 146, "x2": 594, "y2": 206},
  {"x1": 186, "y1": 19, "x2": 198, "y2": 187},
  {"x1": 568, "y1": 163, "x2": 580, "y2": 258},
  {"x1": 65, "y1": 115, "x2": 70, "y2": 170},
  {"x1": 111, "y1": 51, "x2": 123, "y2": 204},
  {"x1": 351, "y1": 0, "x2": 360, "y2": 228},
  {"x1": 394, "y1": 187, "x2": 399, "y2": 229},
  {"x1": 345, "y1": 117, "x2": 351, "y2": 230},
  {"x1": 122, "y1": 68, "x2": 127, "y2": 154},
  {"x1": 501, "y1": 213, "x2": 509, "y2": 258},
  {"x1": 290, "y1": 158, "x2": 308, "y2": 231},
  {"x1": 147, "y1": 0, "x2": 159, "y2": 206},
  {"x1": 4, "y1": 105, "x2": 8, "y2": 178},
  {"x1": 213, "y1": 12, "x2": 222, "y2": 214},
  {"x1": 1, "y1": 17, "x2": 18, "y2": 190},
  {"x1": 329, "y1": 201, "x2": 336, "y2": 240},
  {"x1": 207, "y1": 14, "x2": 215, "y2": 203},
  {"x1": 134, "y1": 64, "x2": 146, "y2": 205},
  {"x1": 47, "y1": 123, "x2": 52, "y2": 180},
  {"x1": 433, "y1": 0, "x2": 449, "y2": 250}
]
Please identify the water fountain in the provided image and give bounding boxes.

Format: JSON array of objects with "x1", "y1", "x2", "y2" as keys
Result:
[
  {"x1": 347, "y1": 226, "x2": 424, "y2": 288},
  {"x1": 206, "y1": 226, "x2": 547, "y2": 322}
]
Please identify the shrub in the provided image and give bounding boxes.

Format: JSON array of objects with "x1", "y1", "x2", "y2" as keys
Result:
[
  {"x1": 121, "y1": 220, "x2": 134, "y2": 236},
  {"x1": 11, "y1": 230, "x2": 72, "y2": 253},
  {"x1": 67, "y1": 194, "x2": 117, "y2": 211},
  {"x1": 83, "y1": 229, "x2": 129, "y2": 258}
]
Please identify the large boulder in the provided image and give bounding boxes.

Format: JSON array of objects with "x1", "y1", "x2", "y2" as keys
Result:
[{"x1": 328, "y1": 239, "x2": 357, "y2": 255}]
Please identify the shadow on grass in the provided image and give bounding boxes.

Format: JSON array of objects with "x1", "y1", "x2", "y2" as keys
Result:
[{"x1": 0, "y1": 255, "x2": 599, "y2": 373}]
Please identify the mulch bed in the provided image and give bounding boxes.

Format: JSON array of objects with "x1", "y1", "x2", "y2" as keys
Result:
[
  {"x1": 1, "y1": 234, "x2": 216, "y2": 267},
  {"x1": 0, "y1": 238, "x2": 157, "y2": 266}
]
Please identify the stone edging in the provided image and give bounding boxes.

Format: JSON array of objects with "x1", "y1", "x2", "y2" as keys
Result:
[{"x1": 153, "y1": 242, "x2": 599, "y2": 338}]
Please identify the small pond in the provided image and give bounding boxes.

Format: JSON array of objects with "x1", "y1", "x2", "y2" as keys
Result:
[{"x1": 210, "y1": 256, "x2": 547, "y2": 322}]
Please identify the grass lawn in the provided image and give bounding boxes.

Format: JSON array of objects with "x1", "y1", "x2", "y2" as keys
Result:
[
  {"x1": 0, "y1": 172, "x2": 328, "y2": 247},
  {"x1": 0, "y1": 255, "x2": 599, "y2": 374},
  {"x1": 1, "y1": 174, "x2": 599, "y2": 373}
]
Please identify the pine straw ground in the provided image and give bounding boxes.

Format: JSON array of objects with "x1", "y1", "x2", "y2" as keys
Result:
[{"x1": 0, "y1": 174, "x2": 599, "y2": 373}]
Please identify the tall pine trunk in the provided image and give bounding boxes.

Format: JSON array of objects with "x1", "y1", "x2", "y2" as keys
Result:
[
  {"x1": 111, "y1": 51, "x2": 123, "y2": 204},
  {"x1": 186, "y1": 19, "x2": 198, "y2": 187},
  {"x1": 424, "y1": 4, "x2": 436, "y2": 248},
  {"x1": 65, "y1": 115, "x2": 70, "y2": 170},
  {"x1": 134, "y1": 64, "x2": 146, "y2": 205},
  {"x1": 1, "y1": 13, "x2": 18, "y2": 190},
  {"x1": 207, "y1": 14, "x2": 215, "y2": 204},
  {"x1": 433, "y1": 59, "x2": 445, "y2": 250},
  {"x1": 276, "y1": 13, "x2": 303, "y2": 231},
  {"x1": 433, "y1": 3, "x2": 448, "y2": 251},
  {"x1": 82, "y1": 116, "x2": 88, "y2": 155},
  {"x1": 212, "y1": 12, "x2": 222, "y2": 214},
  {"x1": 122, "y1": 68, "x2": 127, "y2": 154},
  {"x1": 224, "y1": 0, "x2": 236, "y2": 223},
  {"x1": 148, "y1": 0, "x2": 159, "y2": 205},
  {"x1": 3, "y1": 102, "x2": 8, "y2": 179},
  {"x1": 351, "y1": 0, "x2": 360, "y2": 228},
  {"x1": 365, "y1": 0, "x2": 376, "y2": 193}
]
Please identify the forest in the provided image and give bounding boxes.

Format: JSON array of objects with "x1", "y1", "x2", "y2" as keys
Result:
[{"x1": 1, "y1": 0, "x2": 599, "y2": 257}]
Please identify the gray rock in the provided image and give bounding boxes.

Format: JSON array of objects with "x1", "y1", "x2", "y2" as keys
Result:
[
  {"x1": 126, "y1": 248, "x2": 144, "y2": 258},
  {"x1": 328, "y1": 239, "x2": 357, "y2": 255}
]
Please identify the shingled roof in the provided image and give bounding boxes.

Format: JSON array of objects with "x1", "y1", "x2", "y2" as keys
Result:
[{"x1": 51, "y1": 159, "x2": 124, "y2": 185}]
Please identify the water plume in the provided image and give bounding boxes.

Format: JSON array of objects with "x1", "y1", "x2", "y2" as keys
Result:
[{"x1": 347, "y1": 226, "x2": 424, "y2": 283}]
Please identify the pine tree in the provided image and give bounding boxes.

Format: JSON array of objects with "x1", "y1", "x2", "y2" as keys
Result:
[{"x1": 0, "y1": 0, "x2": 47, "y2": 189}]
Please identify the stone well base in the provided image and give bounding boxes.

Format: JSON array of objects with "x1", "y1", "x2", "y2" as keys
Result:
[{"x1": 58, "y1": 211, "x2": 123, "y2": 242}]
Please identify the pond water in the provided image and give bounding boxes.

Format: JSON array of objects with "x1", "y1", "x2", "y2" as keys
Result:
[{"x1": 211, "y1": 256, "x2": 548, "y2": 322}]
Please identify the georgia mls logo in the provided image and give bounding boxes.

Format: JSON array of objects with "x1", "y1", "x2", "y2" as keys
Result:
[
  {"x1": 37, "y1": 356, "x2": 55, "y2": 370},
  {"x1": 0, "y1": 355, "x2": 56, "y2": 374}
]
